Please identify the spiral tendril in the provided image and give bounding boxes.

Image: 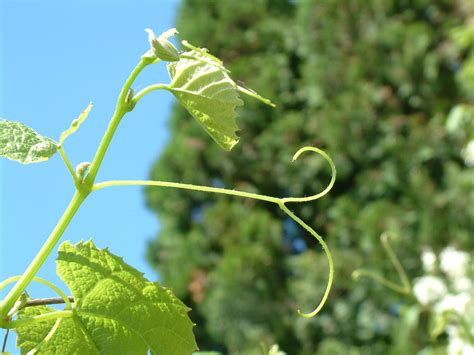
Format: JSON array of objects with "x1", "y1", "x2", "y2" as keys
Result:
[{"x1": 92, "y1": 146, "x2": 336, "y2": 317}]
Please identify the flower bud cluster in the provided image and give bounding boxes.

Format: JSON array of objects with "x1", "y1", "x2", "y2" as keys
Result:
[{"x1": 414, "y1": 246, "x2": 473, "y2": 354}]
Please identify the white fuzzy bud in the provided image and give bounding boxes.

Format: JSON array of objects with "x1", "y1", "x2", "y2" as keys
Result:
[{"x1": 145, "y1": 28, "x2": 179, "y2": 62}]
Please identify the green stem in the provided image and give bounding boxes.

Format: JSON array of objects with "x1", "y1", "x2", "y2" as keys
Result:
[
  {"x1": 132, "y1": 83, "x2": 169, "y2": 106},
  {"x1": 84, "y1": 58, "x2": 149, "y2": 186},
  {"x1": 0, "y1": 57, "x2": 152, "y2": 321},
  {"x1": 93, "y1": 180, "x2": 280, "y2": 204},
  {"x1": 58, "y1": 146, "x2": 79, "y2": 186},
  {"x1": 5, "y1": 311, "x2": 73, "y2": 329},
  {"x1": 0, "y1": 192, "x2": 86, "y2": 319}
]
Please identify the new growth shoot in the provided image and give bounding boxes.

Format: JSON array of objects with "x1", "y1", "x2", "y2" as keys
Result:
[{"x1": 0, "y1": 28, "x2": 336, "y2": 354}]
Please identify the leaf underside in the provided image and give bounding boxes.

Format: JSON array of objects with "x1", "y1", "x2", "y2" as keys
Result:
[
  {"x1": 167, "y1": 49, "x2": 243, "y2": 150},
  {"x1": 14, "y1": 241, "x2": 197, "y2": 355},
  {"x1": 0, "y1": 120, "x2": 57, "y2": 164}
]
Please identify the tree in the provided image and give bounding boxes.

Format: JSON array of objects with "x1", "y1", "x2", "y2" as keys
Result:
[{"x1": 146, "y1": 0, "x2": 474, "y2": 353}]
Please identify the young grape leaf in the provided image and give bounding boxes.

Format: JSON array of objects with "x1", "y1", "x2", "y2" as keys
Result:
[
  {"x1": 59, "y1": 102, "x2": 93, "y2": 145},
  {"x1": 166, "y1": 43, "x2": 274, "y2": 150},
  {"x1": 14, "y1": 241, "x2": 197, "y2": 354},
  {"x1": 0, "y1": 120, "x2": 57, "y2": 164}
]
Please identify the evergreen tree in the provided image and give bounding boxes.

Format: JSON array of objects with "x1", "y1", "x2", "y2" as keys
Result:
[{"x1": 146, "y1": 1, "x2": 473, "y2": 353}]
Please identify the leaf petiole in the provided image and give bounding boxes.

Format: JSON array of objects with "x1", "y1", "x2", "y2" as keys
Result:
[
  {"x1": 131, "y1": 84, "x2": 169, "y2": 106},
  {"x1": 4, "y1": 310, "x2": 73, "y2": 329},
  {"x1": 57, "y1": 146, "x2": 80, "y2": 186}
]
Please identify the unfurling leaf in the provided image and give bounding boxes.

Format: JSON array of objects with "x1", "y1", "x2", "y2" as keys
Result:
[
  {"x1": 59, "y1": 102, "x2": 93, "y2": 145},
  {"x1": 14, "y1": 241, "x2": 197, "y2": 355},
  {"x1": 0, "y1": 120, "x2": 57, "y2": 164},
  {"x1": 166, "y1": 42, "x2": 274, "y2": 150}
]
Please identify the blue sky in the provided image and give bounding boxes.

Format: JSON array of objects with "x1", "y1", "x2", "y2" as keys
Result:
[{"x1": 0, "y1": 0, "x2": 179, "y2": 330}]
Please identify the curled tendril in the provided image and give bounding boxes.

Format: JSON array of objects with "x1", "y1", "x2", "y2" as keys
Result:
[
  {"x1": 0, "y1": 276, "x2": 72, "y2": 313},
  {"x1": 281, "y1": 146, "x2": 336, "y2": 204},
  {"x1": 92, "y1": 146, "x2": 336, "y2": 317}
]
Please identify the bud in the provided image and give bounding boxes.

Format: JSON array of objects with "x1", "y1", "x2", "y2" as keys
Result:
[
  {"x1": 145, "y1": 28, "x2": 180, "y2": 62},
  {"x1": 76, "y1": 161, "x2": 91, "y2": 181}
]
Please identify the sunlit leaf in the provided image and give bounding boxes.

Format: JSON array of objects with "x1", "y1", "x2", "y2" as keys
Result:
[
  {"x1": 0, "y1": 120, "x2": 57, "y2": 164},
  {"x1": 14, "y1": 241, "x2": 197, "y2": 355},
  {"x1": 166, "y1": 42, "x2": 274, "y2": 150}
]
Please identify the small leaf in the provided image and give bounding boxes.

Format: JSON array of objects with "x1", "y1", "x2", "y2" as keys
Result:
[
  {"x1": 166, "y1": 43, "x2": 274, "y2": 150},
  {"x1": 59, "y1": 102, "x2": 93, "y2": 145},
  {"x1": 14, "y1": 241, "x2": 197, "y2": 354},
  {"x1": 0, "y1": 120, "x2": 57, "y2": 164}
]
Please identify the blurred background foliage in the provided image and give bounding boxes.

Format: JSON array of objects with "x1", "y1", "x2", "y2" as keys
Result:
[{"x1": 145, "y1": 0, "x2": 474, "y2": 353}]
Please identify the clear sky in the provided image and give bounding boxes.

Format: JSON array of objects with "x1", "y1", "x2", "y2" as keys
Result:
[{"x1": 0, "y1": 0, "x2": 179, "y2": 329}]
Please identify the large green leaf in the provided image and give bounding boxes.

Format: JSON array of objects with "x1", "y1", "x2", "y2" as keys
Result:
[
  {"x1": 166, "y1": 44, "x2": 274, "y2": 150},
  {"x1": 14, "y1": 241, "x2": 197, "y2": 354},
  {"x1": 0, "y1": 120, "x2": 57, "y2": 164}
]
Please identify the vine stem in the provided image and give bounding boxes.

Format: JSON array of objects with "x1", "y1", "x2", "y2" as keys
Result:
[
  {"x1": 0, "y1": 57, "x2": 152, "y2": 321},
  {"x1": 0, "y1": 191, "x2": 85, "y2": 320},
  {"x1": 84, "y1": 57, "x2": 151, "y2": 186}
]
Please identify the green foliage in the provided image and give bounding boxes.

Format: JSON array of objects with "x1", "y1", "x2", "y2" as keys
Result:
[
  {"x1": 0, "y1": 120, "x2": 57, "y2": 164},
  {"x1": 146, "y1": 0, "x2": 474, "y2": 353},
  {"x1": 166, "y1": 44, "x2": 274, "y2": 150},
  {"x1": 1, "y1": 25, "x2": 281, "y2": 354},
  {"x1": 166, "y1": 48, "x2": 243, "y2": 150},
  {"x1": 15, "y1": 241, "x2": 197, "y2": 354}
]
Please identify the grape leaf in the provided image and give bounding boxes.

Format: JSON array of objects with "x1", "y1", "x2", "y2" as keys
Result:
[
  {"x1": 14, "y1": 241, "x2": 197, "y2": 354},
  {"x1": 15, "y1": 304, "x2": 98, "y2": 354},
  {"x1": 59, "y1": 102, "x2": 93, "y2": 145},
  {"x1": 0, "y1": 120, "x2": 57, "y2": 164},
  {"x1": 166, "y1": 43, "x2": 274, "y2": 150}
]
